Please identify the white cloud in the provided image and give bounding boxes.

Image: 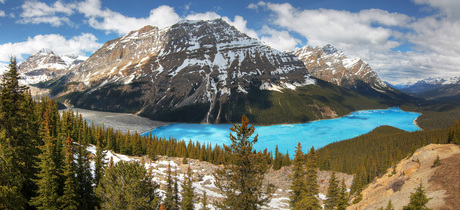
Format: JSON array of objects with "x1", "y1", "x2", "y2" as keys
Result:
[
  {"x1": 18, "y1": 0, "x2": 76, "y2": 27},
  {"x1": 78, "y1": 0, "x2": 181, "y2": 34},
  {"x1": 0, "y1": 10, "x2": 5, "y2": 17},
  {"x1": 0, "y1": 0, "x2": 5, "y2": 4},
  {"x1": 254, "y1": 2, "x2": 411, "y2": 51},
  {"x1": 185, "y1": 13, "x2": 259, "y2": 39},
  {"x1": 260, "y1": 26, "x2": 300, "y2": 51},
  {"x1": 0, "y1": 33, "x2": 102, "y2": 62},
  {"x1": 413, "y1": 0, "x2": 460, "y2": 19},
  {"x1": 252, "y1": 1, "x2": 460, "y2": 83}
]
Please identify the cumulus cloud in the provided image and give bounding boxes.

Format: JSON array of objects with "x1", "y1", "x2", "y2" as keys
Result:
[
  {"x1": 185, "y1": 12, "x2": 259, "y2": 39},
  {"x1": 253, "y1": 2, "x2": 411, "y2": 52},
  {"x1": 0, "y1": 10, "x2": 5, "y2": 17},
  {"x1": 18, "y1": 0, "x2": 76, "y2": 26},
  {"x1": 252, "y1": 1, "x2": 460, "y2": 83},
  {"x1": 77, "y1": 0, "x2": 181, "y2": 34},
  {"x1": 260, "y1": 26, "x2": 300, "y2": 51},
  {"x1": 0, "y1": 33, "x2": 102, "y2": 62},
  {"x1": 0, "y1": 0, "x2": 5, "y2": 4}
]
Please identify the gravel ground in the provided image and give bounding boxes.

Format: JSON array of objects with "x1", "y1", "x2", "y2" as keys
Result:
[{"x1": 61, "y1": 108, "x2": 169, "y2": 134}]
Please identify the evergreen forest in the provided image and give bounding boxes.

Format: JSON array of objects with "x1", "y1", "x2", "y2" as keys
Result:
[{"x1": 1, "y1": 58, "x2": 459, "y2": 209}]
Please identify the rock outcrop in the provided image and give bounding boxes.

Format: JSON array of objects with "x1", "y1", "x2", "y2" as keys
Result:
[{"x1": 348, "y1": 144, "x2": 460, "y2": 209}]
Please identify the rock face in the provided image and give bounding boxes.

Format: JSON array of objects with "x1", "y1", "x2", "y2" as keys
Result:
[
  {"x1": 293, "y1": 44, "x2": 393, "y2": 96},
  {"x1": 349, "y1": 144, "x2": 460, "y2": 210},
  {"x1": 18, "y1": 48, "x2": 85, "y2": 84},
  {"x1": 54, "y1": 19, "x2": 323, "y2": 123}
]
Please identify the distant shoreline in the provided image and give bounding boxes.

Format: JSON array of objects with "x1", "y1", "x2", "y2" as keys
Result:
[
  {"x1": 63, "y1": 106, "x2": 421, "y2": 135},
  {"x1": 60, "y1": 107, "x2": 169, "y2": 134}
]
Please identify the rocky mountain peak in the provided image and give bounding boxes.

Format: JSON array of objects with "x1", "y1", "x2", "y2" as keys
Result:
[
  {"x1": 18, "y1": 48, "x2": 86, "y2": 84},
  {"x1": 321, "y1": 44, "x2": 338, "y2": 55},
  {"x1": 54, "y1": 19, "x2": 317, "y2": 123},
  {"x1": 293, "y1": 44, "x2": 390, "y2": 95}
]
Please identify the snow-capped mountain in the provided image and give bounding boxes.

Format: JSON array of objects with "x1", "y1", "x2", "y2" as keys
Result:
[
  {"x1": 53, "y1": 19, "x2": 327, "y2": 123},
  {"x1": 18, "y1": 49, "x2": 85, "y2": 84},
  {"x1": 45, "y1": 19, "x2": 396, "y2": 124},
  {"x1": 293, "y1": 44, "x2": 393, "y2": 96},
  {"x1": 393, "y1": 77, "x2": 460, "y2": 98}
]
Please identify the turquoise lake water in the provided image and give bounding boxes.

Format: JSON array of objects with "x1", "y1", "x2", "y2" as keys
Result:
[{"x1": 141, "y1": 107, "x2": 421, "y2": 156}]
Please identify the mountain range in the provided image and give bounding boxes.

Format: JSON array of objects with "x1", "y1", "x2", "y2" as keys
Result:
[
  {"x1": 22, "y1": 19, "x2": 412, "y2": 124},
  {"x1": 391, "y1": 77, "x2": 460, "y2": 99}
]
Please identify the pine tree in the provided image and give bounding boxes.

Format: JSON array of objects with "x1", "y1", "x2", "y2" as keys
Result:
[
  {"x1": 273, "y1": 145, "x2": 282, "y2": 170},
  {"x1": 289, "y1": 142, "x2": 306, "y2": 208},
  {"x1": 164, "y1": 164, "x2": 179, "y2": 210},
  {"x1": 0, "y1": 57, "x2": 39, "y2": 208},
  {"x1": 0, "y1": 143, "x2": 26, "y2": 209},
  {"x1": 299, "y1": 146, "x2": 320, "y2": 209},
  {"x1": 403, "y1": 182, "x2": 431, "y2": 210},
  {"x1": 75, "y1": 123, "x2": 96, "y2": 209},
  {"x1": 31, "y1": 111, "x2": 60, "y2": 209},
  {"x1": 95, "y1": 160, "x2": 160, "y2": 209},
  {"x1": 432, "y1": 155, "x2": 441, "y2": 167},
  {"x1": 58, "y1": 136, "x2": 78, "y2": 210},
  {"x1": 283, "y1": 150, "x2": 291, "y2": 167},
  {"x1": 181, "y1": 166, "x2": 195, "y2": 210},
  {"x1": 213, "y1": 115, "x2": 274, "y2": 209},
  {"x1": 325, "y1": 171, "x2": 340, "y2": 209},
  {"x1": 200, "y1": 190, "x2": 210, "y2": 210},
  {"x1": 94, "y1": 128, "x2": 105, "y2": 187},
  {"x1": 385, "y1": 200, "x2": 395, "y2": 210},
  {"x1": 336, "y1": 178, "x2": 349, "y2": 210}
]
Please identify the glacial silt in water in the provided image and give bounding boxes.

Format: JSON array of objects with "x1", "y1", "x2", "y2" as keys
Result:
[{"x1": 142, "y1": 107, "x2": 421, "y2": 156}]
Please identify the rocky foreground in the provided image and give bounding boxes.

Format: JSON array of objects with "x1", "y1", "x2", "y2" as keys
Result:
[{"x1": 349, "y1": 144, "x2": 460, "y2": 209}]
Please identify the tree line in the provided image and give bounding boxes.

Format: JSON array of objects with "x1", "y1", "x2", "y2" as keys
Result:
[{"x1": 1, "y1": 57, "x2": 458, "y2": 209}]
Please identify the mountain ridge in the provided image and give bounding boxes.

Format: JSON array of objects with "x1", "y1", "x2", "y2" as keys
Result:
[{"x1": 29, "y1": 19, "x2": 405, "y2": 124}]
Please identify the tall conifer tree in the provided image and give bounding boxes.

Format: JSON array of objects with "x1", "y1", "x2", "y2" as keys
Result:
[
  {"x1": 403, "y1": 182, "x2": 431, "y2": 210},
  {"x1": 289, "y1": 142, "x2": 306, "y2": 208},
  {"x1": 297, "y1": 146, "x2": 320, "y2": 209},
  {"x1": 213, "y1": 115, "x2": 274, "y2": 209},
  {"x1": 325, "y1": 171, "x2": 339, "y2": 209},
  {"x1": 0, "y1": 57, "x2": 39, "y2": 208},
  {"x1": 58, "y1": 136, "x2": 78, "y2": 209},
  {"x1": 31, "y1": 111, "x2": 60, "y2": 209},
  {"x1": 180, "y1": 166, "x2": 195, "y2": 210}
]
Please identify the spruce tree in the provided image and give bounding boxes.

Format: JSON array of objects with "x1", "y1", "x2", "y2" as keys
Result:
[
  {"x1": 298, "y1": 146, "x2": 320, "y2": 209},
  {"x1": 213, "y1": 115, "x2": 274, "y2": 209},
  {"x1": 95, "y1": 160, "x2": 160, "y2": 209},
  {"x1": 200, "y1": 190, "x2": 210, "y2": 210},
  {"x1": 325, "y1": 171, "x2": 339, "y2": 209},
  {"x1": 283, "y1": 150, "x2": 291, "y2": 167},
  {"x1": 336, "y1": 178, "x2": 349, "y2": 210},
  {"x1": 432, "y1": 155, "x2": 441, "y2": 167},
  {"x1": 58, "y1": 136, "x2": 78, "y2": 210},
  {"x1": 180, "y1": 166, "x2": 195, "y2": 210},
  {"x1": 273, "y1": 145, "x2": 282, "y2": 170},
  {"x1": 385, "y1": 200, "x2": 395, "y2": 210},
  {"x1": 164, "y1": 163, "x2": 179, "y2": 210},
  {"x1": 403, "y1": 182, "x2": 431, "y2": 210},
  {"x1": 31, "y1": 111, "x2": 60, "y2": 209},
  {"x1": 0, "y1": 57, "x2": 39, "y2": 208},
  {"x1": 75, "y1": 123, "x2": 96, "y2": 209},
  {"x1": 289, "y1": 142, "x2": 306, "y2": 208},
  {"x1": 94, "y1": 128, "x2": 106, "y2": 187}
]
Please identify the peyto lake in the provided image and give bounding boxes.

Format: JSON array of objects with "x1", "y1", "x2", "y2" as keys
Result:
[{"x1": 142, "y1": 107, "x2": 421, "y2": 156}]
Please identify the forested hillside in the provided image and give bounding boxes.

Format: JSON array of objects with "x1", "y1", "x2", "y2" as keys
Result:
[{"x1": 1, "y1": 58, "x2": 459, "y2": 209}]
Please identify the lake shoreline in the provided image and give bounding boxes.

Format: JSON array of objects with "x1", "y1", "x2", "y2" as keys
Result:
[{"x1": 65, "y1": 106, "x2": 422, "y2": 137}]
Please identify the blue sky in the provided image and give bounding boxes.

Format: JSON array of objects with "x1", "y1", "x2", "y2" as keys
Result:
[{"x1": 0, "y1": 0, "x2": 459, "y2": 83}]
